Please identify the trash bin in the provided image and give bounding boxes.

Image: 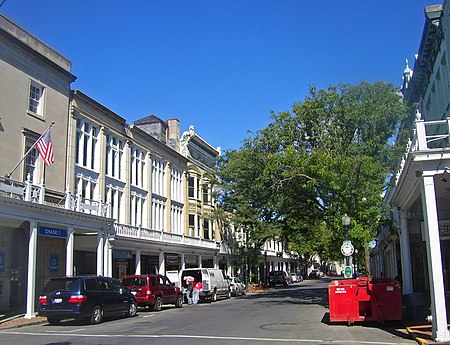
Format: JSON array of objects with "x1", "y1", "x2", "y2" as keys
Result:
[{"x1": 328, "y1": 277, "x2": 402, "y2": 325}]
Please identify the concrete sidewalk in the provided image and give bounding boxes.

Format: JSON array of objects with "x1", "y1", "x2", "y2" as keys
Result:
[{"x1": 0, "y1": 313, "x2": 46, "y2": 329}]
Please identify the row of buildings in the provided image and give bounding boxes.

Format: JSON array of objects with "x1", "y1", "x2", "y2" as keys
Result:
[
  {"x1": 372, "y1": 1, "x2": 450, "y2": 341},
  {"x1": 0, "y1": 13, "x2": 296, "y2": 318}
]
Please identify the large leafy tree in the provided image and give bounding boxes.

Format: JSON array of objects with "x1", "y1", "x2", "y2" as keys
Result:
[{"x1": 215, "y1": 82, "x2": 408, "y2": 273}]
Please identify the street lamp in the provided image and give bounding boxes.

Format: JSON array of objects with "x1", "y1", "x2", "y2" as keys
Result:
[
  {"x1": 342, "y1": 213, "x2": 350, "y2": 240},
  {"x1": 341, "y1": 214, "x2": 353, "y2": 278}
]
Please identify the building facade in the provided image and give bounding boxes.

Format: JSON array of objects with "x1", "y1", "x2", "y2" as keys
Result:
[{"x1": 374, "y1": 3, "x2": 450, "y2": 341}]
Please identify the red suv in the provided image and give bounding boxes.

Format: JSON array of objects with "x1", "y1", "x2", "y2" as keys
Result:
[{"x1": 122, "y1": 274, "x2": 183, "y2": 311}]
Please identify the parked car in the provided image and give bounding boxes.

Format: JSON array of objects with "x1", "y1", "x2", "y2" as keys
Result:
[
  {"x1": 38, "y1": 276, "x2": 137, "y2": 325},
  {"x1": 181, "y1": 268, "x2": 231, "y2": 302},
  {"x1": 121, "y1": 274, "x2": 183, "y2": 311},
  {"x1": 268, "y1": 270, "x2": 289, "y2": 287},
  {"x1": 308, "y1": 270, "x2": 324, "y2": 279},
  {"x1": 229, "y1": 276, "x2": 246, "y2": 296},
  {"x1": 289, "y1": 272, "x2": 302, "y2": 283}
]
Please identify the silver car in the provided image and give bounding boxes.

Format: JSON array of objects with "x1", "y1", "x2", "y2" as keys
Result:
[{"x1": 229, "y1": 276, "x2": 246, "y2": 296}]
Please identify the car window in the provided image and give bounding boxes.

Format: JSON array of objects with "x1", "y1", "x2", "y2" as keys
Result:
[
  {"x1": 150, "y1": 276, "x2": 157, "y2": 286},
  {"x1": 43, "y1": 278, "x2": 79, "y2": 293},
  {"x1": 164, "y1": 277, "x2": 172, "y2": 286},
  {"x1": 84, "y1": 278, "x2": 100, "y2": 291},
  {"x1": 110, "y1": 279, "x2": 123, "y2": 292},
  {"x1": 98, "y1": 278, "x2": 112, "y2": 291},
  {"x1": 158, "y1": 276, "x2": 164, "y2": 285}
]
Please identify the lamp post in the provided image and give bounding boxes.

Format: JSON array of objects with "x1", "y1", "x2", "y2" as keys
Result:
[
  {"x1": 264, "y1": 250, "x2": 268, "y2": 287},
  {"x1": 341, "y1": 214, "x2": 354, "y2": 278}
]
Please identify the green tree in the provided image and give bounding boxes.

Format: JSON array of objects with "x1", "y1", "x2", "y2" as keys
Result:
[{"x1": 216, "y1": 82, "x2": 408, "y2": 273}]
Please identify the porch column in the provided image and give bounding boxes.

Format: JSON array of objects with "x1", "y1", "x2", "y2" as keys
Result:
[
  {"x1": 25, "y1": 221, "x2": 38, "y2": 319},
  {"x1": 159, "y1": 252, "x2": 165, "y2": 275},
  {"x1": 198, "y1": 254, "x2": 202, "y2": 268},
  {"x1": 104, "y1": 239, "x2": 113, "y2": 277},
  {"x1": 399, "y1": 210, "x2": 413, "y2": 294},
  {"x1": 66, "y1": 226, "x2": 74, "y2": 276},
  {"x1": 180, "y1": 253, "x2": 186, "y2": 270},
  {"x1": 97, "y1": 231, "x2": 104, "y2": 276},
  {"x1": 135, "y1": 249, "x2": 141, "y2": 275},
  {"x1": 420, "y1": 175, "x2": 450, "y2": 341}
]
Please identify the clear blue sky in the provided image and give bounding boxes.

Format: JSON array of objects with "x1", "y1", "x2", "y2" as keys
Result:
[{"x1": 0, "y1": 1, "x2": 442, "y2": 151}]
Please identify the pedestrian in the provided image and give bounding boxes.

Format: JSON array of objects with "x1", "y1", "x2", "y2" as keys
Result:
[
  {"x1": 193, "y1": 279, "x2": 203, "y2": 305},
  {"x1": 185, "y1": 279, "x2": 194, "y2": 305}
]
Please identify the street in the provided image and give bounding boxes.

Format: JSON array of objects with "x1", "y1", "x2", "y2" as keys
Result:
[{"x1": 0, "y1": 278, "x2": 416, "y2": 345}]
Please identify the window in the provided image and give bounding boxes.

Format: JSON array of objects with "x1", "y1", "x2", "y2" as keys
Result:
[
  {"x1": 107, "y1": 185, "x2": 123, "y2": 222},
  {"x1": 131, "y1": 147, "x2": 146, "y2": 188},
  {"x1": 189, "y1": 214, "x2": 195, "y2": 236},
  {"x1": 171, "y1": 204, "x2": 183, "y2": 234},
  {"x1": 203, "y1": 219, "x2": 210, "y2": 239},
  {"x1": 152, "y1": 157, "x2": 166, "y2": 197},
  {"x1": 106, "y1": 134, "x2": 123, "y2": 179},
  {"x1": 131, "y1": 191, "x2": 146, "y2": 227},
  {"x1": 171, "y1": 167, "x2": 183, "y2": 202},
  {"x1": 188, "y1": 175, "x2": 195, "y2": 198},
  {"x1": 75, "y1": 119, "x2": 98, "y2": 170},
  {"x1": 203, "y1": 182, "x2": 210, "y2": 204},
  {"x1": 152, "y1": 196, "x2": 166, "y2": 231},
  {"x1": 28, "y1": 81, "x2": 45, "y2": 116}
]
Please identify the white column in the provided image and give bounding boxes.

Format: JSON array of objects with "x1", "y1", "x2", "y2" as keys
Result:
[
  {"x1": 181, "y1": 253, "x2": 186, "y2": 270},
  {"x1": 420, "y1": 175, "x2": 450, "y2": 341},
  {"x1": 104, "y1": 238, "x2": 112, "y2": 277},
  {"x1": 399, "y1": 210, "x2": 413, "y2": 294},
  {"x1": 198, "y1": 255, "x2": 202, "y2": 268},
  {"x1": 25, "y1": 221, "x2": 38, "y2": 319},
  {"x1": 135, "y1": 249, "x2": 141, "y2": 275},
  {"x1": 96, "y1": 231, "x2": 104, "y2": 276},
  {"x1": 66, "y1": 227, "x2": 74, "y2": 276},
  {"x1": 158, "y1": 252, "x2": 165, "y2": 275}
]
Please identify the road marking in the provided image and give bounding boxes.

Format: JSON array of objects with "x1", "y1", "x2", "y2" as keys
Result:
[
  {"x1": 0, "y1": 331, "x2": 411, "y2": 344},
  {"x1": 45, "y1": 328, "x2": 85, "y2": 333}
]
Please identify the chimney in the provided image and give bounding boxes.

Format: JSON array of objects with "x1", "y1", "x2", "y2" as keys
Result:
[{"x1": 167, "y1": 118, "x2": 180, "y2": 152}]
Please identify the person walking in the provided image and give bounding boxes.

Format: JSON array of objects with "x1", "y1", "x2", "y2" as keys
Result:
[{"x1": 193, "y1": 280, "x2": 203, "y2": 305}]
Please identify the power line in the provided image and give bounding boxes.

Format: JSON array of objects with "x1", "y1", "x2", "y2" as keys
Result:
[{"x1": 0, "y1": 0, "x2": 6, "y2": 8}]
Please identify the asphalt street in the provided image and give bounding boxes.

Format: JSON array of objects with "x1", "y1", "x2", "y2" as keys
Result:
[{"x1": 0, "y1": 277, "x2": 416, "y2": 345}]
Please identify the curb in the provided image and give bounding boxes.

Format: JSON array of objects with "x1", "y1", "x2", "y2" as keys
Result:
[{"x1": 406, "y1": 326, "x2": 430, "y2": 345}]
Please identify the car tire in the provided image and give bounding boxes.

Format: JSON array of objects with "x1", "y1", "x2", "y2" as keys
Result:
[
  {"x1": 175, "y1": 295, "x2": 183, "y2": 308},
  {"x1": 152, "y1": 296, "x2": 162, "y2": 311},
  {"x1": 128, "y1": 302, "x2": 138, "y2": 317},
  {"x1": 211, "y1": 290, "x2": 217, "y2": 302},
  {"x1": 90, "y1": 306, "x2": 103, "y2": 325},
  {"x1": 47, "y1": 317, "x2": 61, "y2": 326}
]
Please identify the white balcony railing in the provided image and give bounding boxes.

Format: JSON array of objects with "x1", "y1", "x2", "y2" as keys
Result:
[
  {"x1": 114, "y1": 223, "x2": 217, "y2": 249},
  {"x1": 396, "y1": 114, "x2": 450, "y2": 184}
]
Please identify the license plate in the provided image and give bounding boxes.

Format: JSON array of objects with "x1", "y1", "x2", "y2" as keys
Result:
[{"x1": 53, "y1": 298, "x2": 62, "y2": 303}]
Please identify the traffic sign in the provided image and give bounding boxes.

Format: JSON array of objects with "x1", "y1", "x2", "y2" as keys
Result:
[{"x1": 344, "y1": 266, "x2": 352, "y2": 278}]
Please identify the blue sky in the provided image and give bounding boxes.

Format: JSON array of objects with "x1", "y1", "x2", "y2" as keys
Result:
[{"x1": 0, "y1": 1, "x2": 443, "y2": 151}]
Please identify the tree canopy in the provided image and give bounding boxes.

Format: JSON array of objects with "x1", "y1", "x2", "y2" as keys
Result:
[{"x1": 215, "y1": 82, "x2": 408, "y2": 272}]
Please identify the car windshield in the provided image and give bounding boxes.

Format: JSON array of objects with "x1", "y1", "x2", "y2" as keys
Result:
[
  {"x1": 43, "y1": 278, "x2": 80, "y2": 293},
  {"x1": 122, "y1": 277, "x2": 147, "y2": 287}
]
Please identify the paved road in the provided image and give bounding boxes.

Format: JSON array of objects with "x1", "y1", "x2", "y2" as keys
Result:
[{"x1": 0, "y1": 278, "x2": 416, "y2": 345}]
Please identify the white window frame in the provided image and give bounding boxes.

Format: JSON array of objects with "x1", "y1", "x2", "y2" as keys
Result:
[
  {"x1": 106, "y1": 134, "x2": 123, "y2": 180},
  {"x1": 75, "y1": 118, "x2": 98, "y2": 170},
  {"x1": 28, "y1": 81, "x2": 45, "y2": 117},
  {"x1": 152, "y1": 157, "x2": 166, "y2": 197}
]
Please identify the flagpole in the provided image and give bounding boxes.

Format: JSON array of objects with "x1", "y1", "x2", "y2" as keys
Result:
[{"x1": 5, "y1": 121, "x2": 55, "y2": 178}]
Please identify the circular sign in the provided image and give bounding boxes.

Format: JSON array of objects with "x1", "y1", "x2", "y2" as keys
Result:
[
  {"x1": 344, "y1": 266, "x2": 352, "y2": 278},
  {"x1": 341, "y1": 241, "x2": 354, "y2": 256}
]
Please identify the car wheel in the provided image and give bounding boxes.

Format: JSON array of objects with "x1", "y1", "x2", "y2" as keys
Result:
[
  {"x1": 47, "y1": 318, "x2": 61, "y2": 326},
  {"x1": 90, "y1": 306, "x2": 103, "y2": 325},
  {"x1": 128, "y1": 302, "x2": 138, "y2": 317},
  {"x1": 175, "y1": 295, "x2": 183, "y2": 308},
  {"x1": 152, "y1": 296, "x2": 163, "y2": 311},
  {"x1": 211, "y1": 290, "x2": 217, "y2": 302},
  {"x1": 226, "y1": 289, "x2": 231, "y2": 299}
]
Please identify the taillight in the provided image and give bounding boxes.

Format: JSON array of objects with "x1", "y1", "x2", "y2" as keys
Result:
[
  {"x1": 68, "y1": 295, "x2": 87, "y2": 303},
  {"x1": 38, "y1": 296, "x2": 48, "y2": 305}
]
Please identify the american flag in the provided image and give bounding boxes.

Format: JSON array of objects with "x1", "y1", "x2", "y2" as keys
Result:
[{"x1": 36, "y1": 130, "x2": 54, "y2": 166}]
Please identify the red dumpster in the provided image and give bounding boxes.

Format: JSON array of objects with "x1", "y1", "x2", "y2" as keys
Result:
[{"x1": 328, "y1": 277, "x2": 402, "y2": 325}]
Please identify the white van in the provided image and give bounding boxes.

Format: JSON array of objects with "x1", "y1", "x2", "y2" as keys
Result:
[{"x1": 180, "y1": 268, "x2": 231, "y2": 302}]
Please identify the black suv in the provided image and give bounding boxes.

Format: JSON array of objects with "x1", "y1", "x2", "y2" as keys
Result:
[
  {"x1": 38, "y1": 276, "x2": 137, "y2": 325},
  {"x1": 268, "y1": 270, "x2": 289, "y2": 287}
]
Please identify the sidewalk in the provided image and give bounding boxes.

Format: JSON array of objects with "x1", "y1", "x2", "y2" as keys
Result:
[
  {"x1": 0, "y1": 312, "x2": 46, "y2": 329},
  {"x1": 406, "y1": 323, "x2": 450, "y2": 345}
]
